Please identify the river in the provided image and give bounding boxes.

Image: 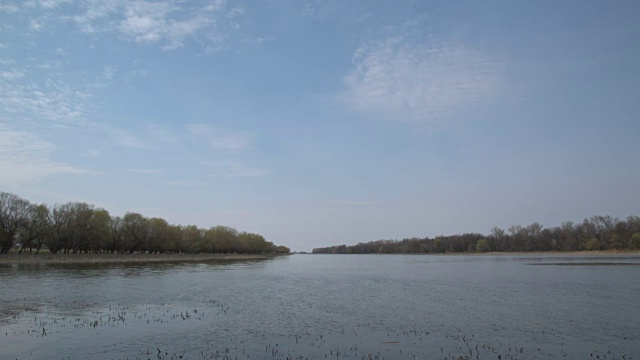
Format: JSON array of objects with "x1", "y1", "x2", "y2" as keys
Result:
[{"x1": 1, "y1": 254, "x2": 639, "y2": 359}]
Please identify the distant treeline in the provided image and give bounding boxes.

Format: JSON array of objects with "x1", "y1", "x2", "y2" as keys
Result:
[
  {"x1": 0, "y1": 192, "x2": 290, "y2": 255},
  {"x1": 312, "y1": 215, "x2": 640, "y2": 254}
]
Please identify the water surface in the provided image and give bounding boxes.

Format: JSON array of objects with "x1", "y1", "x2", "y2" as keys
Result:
[{"x1": 1, "y1": 254, "x2": 638, "y2": 359}]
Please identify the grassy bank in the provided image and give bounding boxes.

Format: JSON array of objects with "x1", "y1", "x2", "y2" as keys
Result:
[
  {"x1": 0, "y1": 253, "x2": 283, "y2": 265},
  {"x1": 467, "y1": 250, "x2": 640, "y2": 256}
]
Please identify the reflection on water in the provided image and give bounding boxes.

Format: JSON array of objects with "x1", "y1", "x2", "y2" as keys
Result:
[{"x1": 1, "y1": 254, "x2": 639, "y2": 359}]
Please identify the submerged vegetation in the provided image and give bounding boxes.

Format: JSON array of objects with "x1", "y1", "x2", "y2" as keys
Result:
[
  {"x1": 0, "y1": 192, "x2": 290, "y2": 255},
  {"x1": 313, "y1": 215, "x2": 640, "y2": 254}
]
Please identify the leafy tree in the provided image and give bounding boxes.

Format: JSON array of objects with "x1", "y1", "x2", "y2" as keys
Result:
[
  {"x1": 89, "y1": 209, "x2": 112, "y2": 253},
  {"x1": 475, "y1": 239, "x2": 490, "y2": 252},
  {"x1": 108, "y1": 216, "x2": 123, "y2": 253},
  {"x1": 121, "y1": 212, "x2": 149, "y2": 253},
  {"x1": 180, "y1": 225, "x2": 202, "y2": 253},
  {"x1": 0, "y1": 192, "x2": 287, "y2": 255},
  {"x1": 147, "y1": 218, "x2": 171, "y2": 253},
  {"x1": 628, "y1": 233, "x2": 640, "y2": 250},
  {"x1": 275, "y1": 245, "x2": 290, "y2": 254},
  {"x1": 585, "y1": 237, "x2": 602, "y2": 251},
  {"x1": 0, "y1": 192, "x2": 31, "y2": 254},
  {"x1": 17, "y1": 204, "x2": 51, "y2": 253}
]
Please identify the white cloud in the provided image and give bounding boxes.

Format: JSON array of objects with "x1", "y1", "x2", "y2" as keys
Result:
[
  {"x1": 0, "y1": 70, "x2": 90, "y2": 125},
  {"x1": 328, "y1": 200, "x2": 377, "y2": 206},
  {"x1": 106, "y1": 127, "x2": 147, "y2": 149},
  {"x1": 126, "y1": 168, "x2": 161, "y2": 174},
  {"x1": 8, "y1": 1, "x2": 236, "y2": 52},
  {"x1": 116, "y1": 1, "x2": 219, "y2": 50},
  {"x1": 0, "y1": 58, "x2": 17, "y2": 65},
  {"x1": 72, "y1": 1, "x2": 122, "y2": 33},
  {"x1": 101, "y1": 65, "x2": 117, "y2": 81},
  {"x1": 120, "y1": 1, "x2": 171, "y2": 43},
  {"x1": 204, "y1": 0, "x2": 225, "y2": 12},
  {"x1": 30, "y1": 19, "x2": 44, "y2": 31},
  {"x1": 341, "y1": 34, "x2": 510, "y2": 124},
  {"x1": 0, "y1": 4, "x2": 20, "y2": 13},
  {"x1": 0, "y1": 124, "x2": 89, "y2": 186},
  {"x1": 226, "y1": 6, "x2": 244, "y2": 18},
  {"x1": 0, "y1": 69, "x2": 25, "y2": 80},
  {"x1": 186, "y1": 123, "x2": 210, "y2": 135},
  {"x1": 84, "y1": 149, "x2": 101, "y2": 157},
  {"x1": 209, "y1": 160, "x2": 271, "y2": 178},
  {"x1": 187, "y1": 123, "x2": 252, "y2": 152},
  {"x1": 163, "y1": 18, "x2": 210, "y2": 50},
  {"x1": 39, "y1": 0, "x2": 72, "y2": 9},
  {"x1": 210, "y1": 135, "x2": 250, "y2": 152},
  {"x1": 145, "y1": 124, "x2": 180, "y2": 145},
  {"x1": 165, "y1": 180, "x2": 205, "y2": 186}
]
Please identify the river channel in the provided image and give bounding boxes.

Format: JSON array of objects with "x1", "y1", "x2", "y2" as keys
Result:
[{"x1": 1, "y1": 254, "x2": 638, "y2": 359}]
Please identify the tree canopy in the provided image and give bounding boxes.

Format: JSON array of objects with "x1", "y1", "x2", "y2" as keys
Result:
[
  {"x1": 312, "y1": 216, "x2": 640, "y2": 254},
  {"x1": 0, "y1": 191, "x2": 289, "y2": 255}
]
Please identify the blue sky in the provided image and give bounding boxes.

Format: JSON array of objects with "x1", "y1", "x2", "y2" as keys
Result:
[{"x1": 1, "y1": 0, "x2": 639, "y2": 251}]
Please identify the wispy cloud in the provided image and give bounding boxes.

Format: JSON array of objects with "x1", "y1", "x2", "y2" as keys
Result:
[
  {"x1": 226, "y1": 6, "x2": 244, "y2": 19},
  {"x1": 119, "y1": 1, "x2": 175, "y2": 44},
  {"x1": 186, "y1": 123, "x2": 211, "y2": 135},
  {"x1": 187, "y1": 123, "x2": 253, "y2": 152},
  {"x1": 0, "y1": 124, "x2": 89, "y2": 186},
  {"x1": 0, "y1": 4, "x2": 20, "y2": 13},
  {"x1": 7, "y1": 1, "x2": 236, "y2": 52},
  {"x1": 301, "y1": 0, "x2": 345, "y2": 20},
  {"x1": 0, "y1": 60, "x2": 105, "y2": 126},
  {"x1": 341, "y1": 33, "x2": 511, "y2": 124},
  {"x1": 69, "y1": 0, "x2": 231, "y2": 51},
  {"x1": 204, "y1": 0, "x2": 226, "y2": 12},
  {"x1": 106, "y1": 126, "x2": 147, "y2": 149},
  {"x1": 84, "y1": 149, "x2": 101, "y2": 157},
  {"x1": 165, "y1": 180, "x2": 206, "y2": 186},
  {"x1": 71, "y1": 0, "x2": 122, "y2": 33},
  {"x1": 39, "y1": 0, "x2": 72, "y2": 9},
  {"x1": 328, "y1": 200, "x2": 377, "y2": 206},
  {"x1": 126, "y1": 168, "x2": 161, "y2": 174},
  {"x1": 145, "y1": 124, "x2": 181, "y2": 146},
  {"x1": 0, "y1": 69, "x2": 25, "y2": 80},
  {"x1": 208, "y1": 160, "x2": 271, "y2": 178},
  {"x1": 210, "y1": 135, "x2": 250, "y2": 152},
  {"x1": 29, "y1": 19, "x2": 44, "y2": 31}
]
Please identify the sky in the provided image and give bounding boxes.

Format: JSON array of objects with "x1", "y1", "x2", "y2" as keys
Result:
[{"x1": 1, "y1": 0, "x2": 639, "y2": 252}]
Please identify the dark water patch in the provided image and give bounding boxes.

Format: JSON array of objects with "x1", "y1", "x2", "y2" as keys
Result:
[{"x1": 529, "y1": 262, "x2": 640, "y2": 266}]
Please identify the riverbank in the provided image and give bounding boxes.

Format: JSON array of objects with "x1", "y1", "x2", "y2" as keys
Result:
[
  {"x1": 0, "y1": 253, "x2": 283, "y2": 265},
  {"x1": 467, "y1": 250, "x2": 640, "y2": 256},
  {"x1": 309, "y1": 250, "x2": 640, "y2": 256}
]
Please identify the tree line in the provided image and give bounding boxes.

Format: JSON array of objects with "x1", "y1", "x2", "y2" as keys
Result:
[
  {"x1": 0, "y1": 192, "x2": 290, "y2": 255},
  {"x1": 312, "y1": 215, "x2": 640, "y2": 254}
]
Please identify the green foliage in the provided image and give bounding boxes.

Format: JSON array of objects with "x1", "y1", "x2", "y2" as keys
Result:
[
  {"x1": 475, "y1": 239, "x2": 490, "y2": 252},
  {"x1": 274, "y1": 246, "x2": 290, "y2": 254},
  {"x1": 584, "y1": 237, "x2": 602, "y2": 251},
  {"x1": 0, "y1": 191, "x2": 283, "y2": 255},
  {"x1": 629, "y1": 233, "x2": 640, "y2": 249},
  {"x1": 0, "y1": 192, "x2": 31, "y2": 254},
  {"x1": 312, "y1": 215, "x2": 640, "y2": 254}
]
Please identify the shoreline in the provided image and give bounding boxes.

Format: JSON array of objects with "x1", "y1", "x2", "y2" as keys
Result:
[
  {"x1": 309, "y1": 250, "x2": 640, "y2": 256},
  {"x1": 450, "y1": 250, "x2": 640, "y2": 256},
  {"x1": 0, "y1": 253, "x2": 284, "y2": 265}
]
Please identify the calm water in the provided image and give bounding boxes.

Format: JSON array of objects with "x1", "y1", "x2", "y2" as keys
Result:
[{"x1": 1, "y1": 254, "x2": 639, "y2": 359}]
